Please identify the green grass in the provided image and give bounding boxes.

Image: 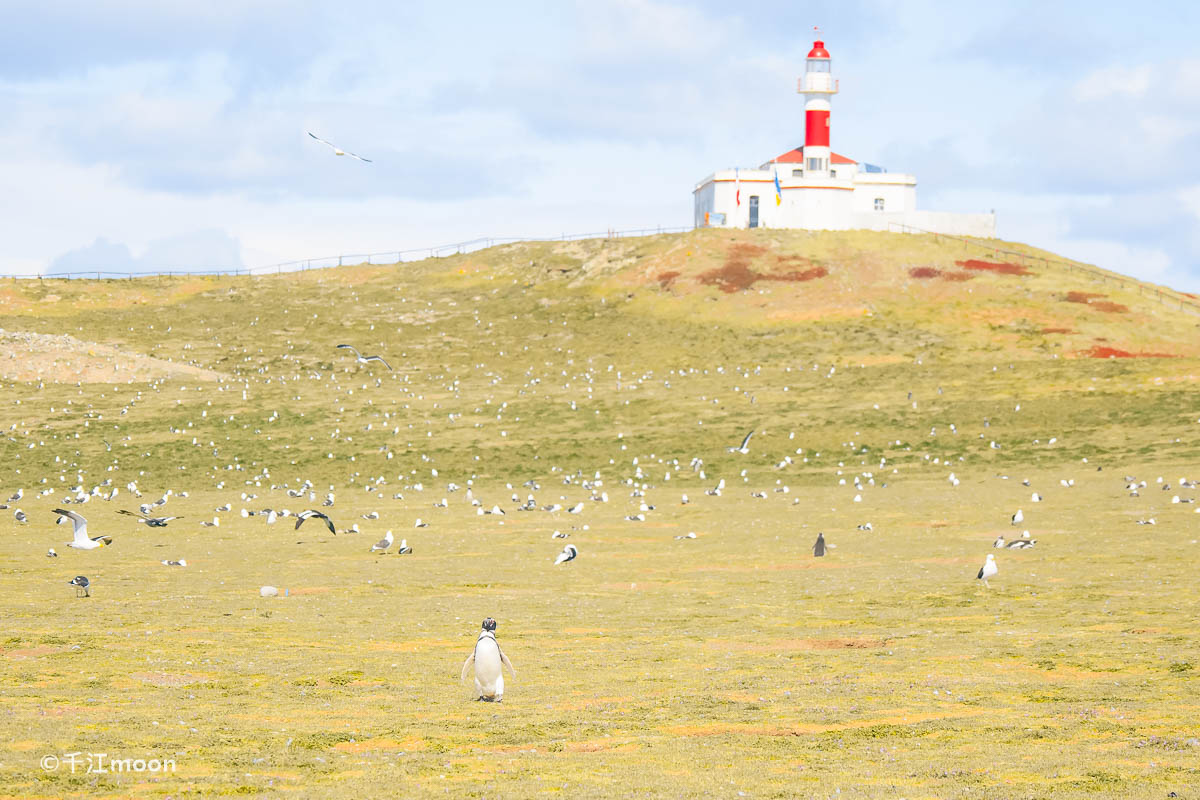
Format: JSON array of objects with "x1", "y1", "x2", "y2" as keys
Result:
[{"x1": 1, "y1": 230, "x2": 1199, "y2": 797}]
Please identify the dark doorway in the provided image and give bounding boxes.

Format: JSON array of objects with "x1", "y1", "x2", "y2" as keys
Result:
[{"x1": 748, "y1": 196, "x2": 759, "y2": 228}]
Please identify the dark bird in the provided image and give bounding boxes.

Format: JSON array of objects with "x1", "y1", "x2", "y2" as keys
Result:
[
  {"x1": 813, "y1": 532, "x2": 826, "y2": 557},
  {"x1": 69, "y1": 575, "x2": 91, "y2": 597},
  {"x1": 295, "y1": 509, "x2": 336, "y2": 534},
  {"x1": 117, "y1": 509, "x2": 182, "y2": 527}
]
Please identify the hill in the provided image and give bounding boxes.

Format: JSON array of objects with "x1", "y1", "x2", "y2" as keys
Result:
[{"x1": 1, "y1": 230, "x2": 1198, "y2": 798}]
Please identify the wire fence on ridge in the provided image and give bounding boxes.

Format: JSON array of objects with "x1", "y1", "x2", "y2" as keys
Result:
[
  {"x1": 12, "y1": 225, "x2": 695, "y2": 281},
  {"x1": 12, "y1": 221, "x2": 1200, "y2": 318}
]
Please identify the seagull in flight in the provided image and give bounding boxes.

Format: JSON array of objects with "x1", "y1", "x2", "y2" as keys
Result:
[
  {"x1": 336, "y1": 344, "x2": 392, "y2": 370},
  {"x1": 295, "y1": 509, "x2": 336, "y2": 534},
  {"x1": 117, "y1": 509, "x2": 182, "y2": 527},
  {"x1": 728, "y1": 430, "x2": 755, "y2": 454},
  {"x1": 55, "y1": 509, "x2": 113, "y2": 550},
  {"x1": 307, "y1": 131, "x2": 372, "y2": 162}
]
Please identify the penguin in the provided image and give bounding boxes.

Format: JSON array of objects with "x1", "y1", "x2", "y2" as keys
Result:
[
  {"x1": 460, "y1": 618, "x2": 516, "y2": 702},
  {"x1": 69, "y1": 575, "x2": 90, "y2": 597},
  {"x1": 812, "y1": 532, "x2": 826, "y2": 557}
]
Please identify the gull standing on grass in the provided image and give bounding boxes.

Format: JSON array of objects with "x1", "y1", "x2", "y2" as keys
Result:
[
  {"x1": 554, "y1": 544, "x2": 578, "y2": 564},
  {"x1": 370, "y1": 531, "x2": 394, "y2": 553},
  {"x1": 977, "y1": 554, "x2": 998, "y2": 587}
]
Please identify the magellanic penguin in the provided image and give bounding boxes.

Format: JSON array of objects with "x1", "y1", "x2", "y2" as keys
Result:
[
  {"x1": 813, "y1": 532, "x2": 826, "y2": 557},
  {"x1": 460, "y1": 618, "x2": 516, "y2": 702}
]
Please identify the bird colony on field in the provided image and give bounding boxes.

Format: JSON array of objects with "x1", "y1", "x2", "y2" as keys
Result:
[{"x1": 2, "y1": 228, "x2": 1199, "y2": 798}]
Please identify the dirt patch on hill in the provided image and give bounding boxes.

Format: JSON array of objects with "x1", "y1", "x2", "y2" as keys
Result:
[
  {"x1": 0, "y1": 328, "x2": 224, "y2": 383},
  {"x1": 956, "y1": 259, "x2": 1034, "y2": 276},
  {"x1": 1063, "y1": 292, "x2": 1129, "y2": 313},
  {"x1": 698, "y1": 244, "x2": 829, "y2": 293},
  {"x1": 909, "y1": 267, "x2": 974, "y2": 281},
  {"x1": 1041, "y1": 327, "x2": 1076, "y2": 334},
  {"x1": 1082, "y1": 346, "x2": 1177, "y2": 359}
]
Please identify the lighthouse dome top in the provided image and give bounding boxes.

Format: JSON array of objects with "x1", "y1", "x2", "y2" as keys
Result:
[{"x1": 807, "y1": 40, "x2": 830, "y2": 59}]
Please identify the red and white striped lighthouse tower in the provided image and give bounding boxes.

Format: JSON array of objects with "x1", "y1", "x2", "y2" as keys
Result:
[{"x1": 798, "y1": 30, "x2": 837, "y2": 178}]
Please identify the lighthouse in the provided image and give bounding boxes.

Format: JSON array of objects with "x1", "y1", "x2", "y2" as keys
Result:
[
  {"x1": 692, "y1": 32, "x2": 996, "y2": 237},
  {"x1": 798, "y1": 33, "x2": 836, "y2": 178}
]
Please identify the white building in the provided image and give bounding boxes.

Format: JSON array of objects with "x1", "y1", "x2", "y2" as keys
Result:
[{"x1": 693, "y1": 35, "x2": 996, "y2": 238}]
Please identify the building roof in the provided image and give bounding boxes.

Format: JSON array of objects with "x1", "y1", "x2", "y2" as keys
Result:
[
  {"x1": 770, "y1": 147, "x2": 856, "y2": 165},
  {"x1": 807, "y1": 40, "x2": 830, "y2": 59}
]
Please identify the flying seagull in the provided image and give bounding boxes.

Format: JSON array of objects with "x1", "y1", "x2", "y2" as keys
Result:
[
  {"x1": 54, "y1": 509, "x2": 112, "y2": 549},
  {"x1": 728, "y1": 430, "x2": 755, "y2": 454},
  {"x1": 336, "y1": 344, "x2": 392, "y2": 370},
  {"x1": 295, "y1": 509, "x2": 336, "y2": 535},
  {"x1": 307, "y1": 131, "x2": 372, "y2": 162},
  {"x1": 117, "y1": 509, "x2": 182, "y2": 527}
]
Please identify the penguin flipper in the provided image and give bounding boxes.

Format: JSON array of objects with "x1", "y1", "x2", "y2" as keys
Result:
[
  {"x1": 460, "y1": 653, "x2": 475, "y2": 683},
  {"x1": 498, "y1": 647, "x2": 516, "y2": 678}
]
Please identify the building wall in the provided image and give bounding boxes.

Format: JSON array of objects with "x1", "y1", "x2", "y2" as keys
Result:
[{"x1": 695, "y1": 168, "x2": 995, "y2": 237}]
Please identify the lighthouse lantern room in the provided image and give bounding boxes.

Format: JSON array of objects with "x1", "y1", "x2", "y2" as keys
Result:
[{"x1": 693, "y1": 33, "x2": 996, "y2": 238}]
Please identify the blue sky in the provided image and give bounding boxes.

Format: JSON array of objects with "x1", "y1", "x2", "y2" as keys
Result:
[{"x1": 1, "y1": 0, "x2": 1198, "y2": 289}]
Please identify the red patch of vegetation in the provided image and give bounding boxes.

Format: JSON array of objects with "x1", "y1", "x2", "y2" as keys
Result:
[
  {"x1": 656, "y1": 270, "x2": 681, "y2": 288},
  {"x1": 1040, "y1": 327, "x2": 1075, "y2": 334},
  {"x1": 774, "y1": 266, "x2": 828, "y2": 283},
  {"x1": 909, "y1": 266, "x2": 973, "y2": 282},
  {"x1": 1186, "y1": 292, "x2": 1199, "y2": 299},
  {"x1": 698, "y1": 245, "x2": 827, "y2": 293},
  {"x1": 956, "y1": 259, "x2": 1033, "y2": 276},
  {"x1": 1084, "y1": 346, "x2": 1177, "y2": 359},
  {"x1": 1063, "y1": 291, "x2": 1128, "y2": 313}
]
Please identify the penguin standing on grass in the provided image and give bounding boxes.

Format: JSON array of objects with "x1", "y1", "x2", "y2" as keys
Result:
[
  {"x1": 813, "y1": 532, "x2": 826, "y2": 557},
  {"x1": 460, "y1": 618, "x2": 516, "y2": 702}
]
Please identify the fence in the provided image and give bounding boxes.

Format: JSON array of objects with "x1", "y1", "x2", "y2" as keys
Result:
[
  {"x1": 7, "y1": 225, "x2": 695, "y2": 281},
  {"x1": 888, "y1": 222, "x2": 1200, "y2": 317}
]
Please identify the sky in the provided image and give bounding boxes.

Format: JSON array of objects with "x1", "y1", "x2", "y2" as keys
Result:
[{"x1": 1, "y1": 0, "x2": 1198, "y2": 289}]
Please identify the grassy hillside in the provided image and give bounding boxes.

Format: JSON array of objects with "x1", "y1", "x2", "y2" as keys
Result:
[{"x1": 1, "y1": 230, "x2": 1198, "y2": 798}]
